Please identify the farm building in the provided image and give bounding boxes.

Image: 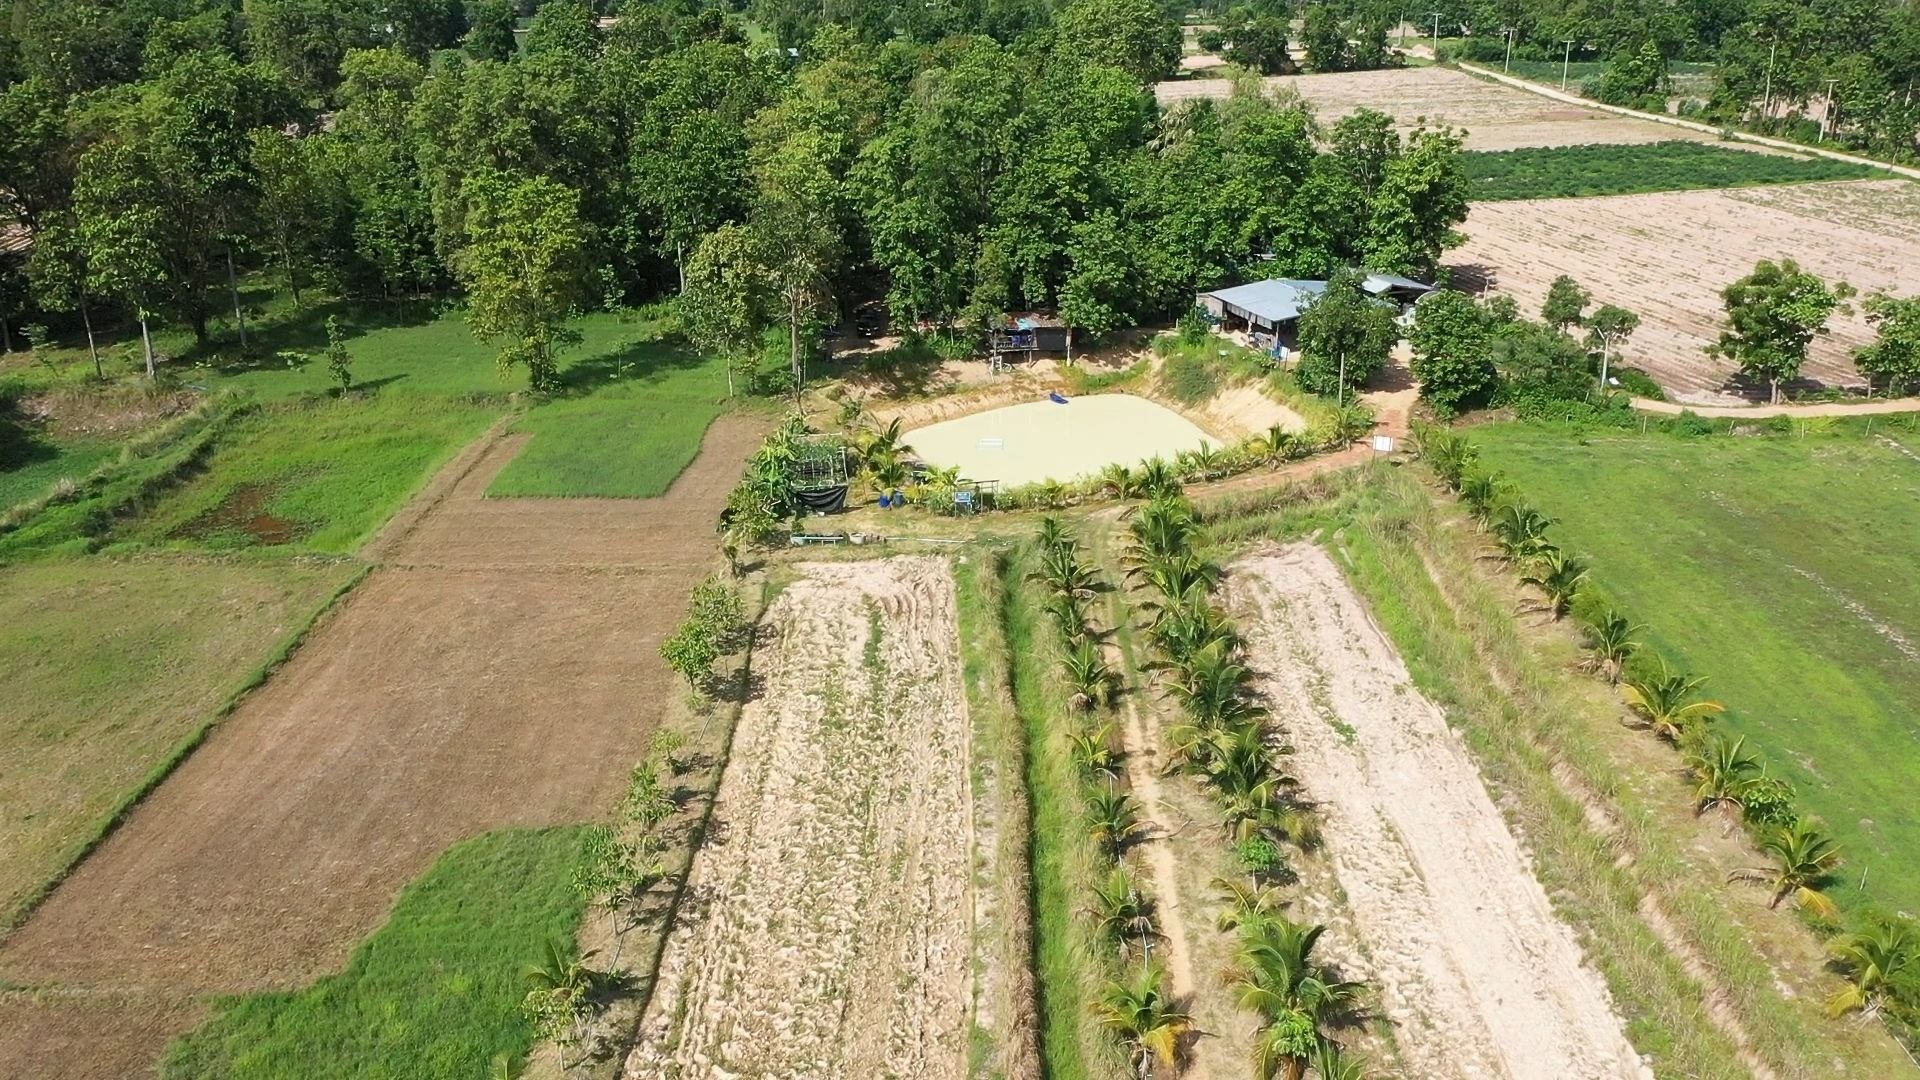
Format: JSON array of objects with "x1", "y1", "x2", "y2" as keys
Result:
[{"x1": 1197, "y1": 272, "x2": 1434, "y2": 333}]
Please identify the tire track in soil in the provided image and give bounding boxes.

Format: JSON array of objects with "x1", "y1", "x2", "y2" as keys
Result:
[
  {"x1": 625, "y1": 557, "x2": 972, "y2": 1080},
  {"x1": 1228, "y1": 544, "x2": 1650, "y2": 1080}
]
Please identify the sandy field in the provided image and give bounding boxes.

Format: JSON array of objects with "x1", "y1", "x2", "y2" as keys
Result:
[
  {"x1": 1450, "y1": 180, "x2": 1920, "y2": 403},
  {"x1": 0, "y1": 416, "x2": 765, "y2": 1074},
  {"x1": 626, "y1": 557, "x2": 972, "y2": 1080},
  {"x1": 906, "y1": 393, "x2": 1221, "y2": 486},
  {"x1": 1155, "y1": 66, "x2": 1704, "y2": 151},
  {"x1": 1229, "y1": 545, "x2": 1649, "y2": 1080}
]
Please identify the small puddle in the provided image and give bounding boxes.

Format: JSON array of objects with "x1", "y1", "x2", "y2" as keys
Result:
[{"x1": 172, "y1": 483, "x2": 306, "y2": 546}]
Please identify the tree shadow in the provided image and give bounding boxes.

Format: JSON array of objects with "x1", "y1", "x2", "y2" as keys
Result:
[
  {"x1": 0, "y1": 395, "x2": 58, "y2": 476},
  {"x1": 553, "y1": 327, "x2": 714, "y2": 397},
  {"x1": 184, "y1": 297, "x2": 442, "y2": 373}
]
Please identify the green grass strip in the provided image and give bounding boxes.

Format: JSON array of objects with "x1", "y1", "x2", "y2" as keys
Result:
[
  {"x1": 1463, "y1": 140, "x2": 1880, "y2": 201},
  {"x1": 992, "y1": 544, "x2": 1128, "y2": 1080},
  {"x1": 163, "y1": 826, "x2": 596, "y2": 1079},
  {"x1": 1, "y1": 560, "x2": 370, "y2": 933},
  {"x1": 487, "y1": 393, "x2": 723, "y2": 499}
]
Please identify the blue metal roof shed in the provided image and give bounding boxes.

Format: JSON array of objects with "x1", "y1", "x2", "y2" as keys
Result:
[{"x1": 1200, "y1": 279, "x2": 1328, "y2": 330}]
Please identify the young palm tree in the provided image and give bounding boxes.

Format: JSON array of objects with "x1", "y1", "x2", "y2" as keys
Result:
[
  {"x1": 1457, "y1": 471, "x2": 1509, "y2": 521},
  {"x1": 1214, "y1": 877, "x2": 1291, "y2": 931},
  {"x1": 1135, "y1": 457, "x2": 1182, "y2": 498},
  {"x1": 1730, "y1": 819, "x2": 1842, "y2": 917},
  {"x1": 1090, "y1": 864, "x2": 1161, "y2": 956},
  {"x1": 1087, "y1": 787, "x2": 1149, "y2": 858},
  {"x1": 1033, "y1": 544, "x2": 1103, "y2": 601},
  {"x1": 1148, "y1": 592, "x2": 1241, "y2": 665},
  {"x1": 1126, "y1": 493, "x2": 1197, "y2": 563},
  {"x1": 1100, "y1": 463, "x2": 1142, "y2": 499},
  {"x1": 1035, "y1": 515, "x2": 1075, "y2": 556},
  {"x1": 1156, "y1": 638, "x2": 1265, "y2": 733},
  {"x1": 1069, "y1": 722, "x2": 1121, "y2": 781},
  {"x1": 1686, "y1": 732, "x2": 1760, "y2": 832},
  {"x1": 1264, "y1": 424, "x2": 1296, "y2": 464},
  {"x1": 1621, "y1": 663, "x2": 1725, "y2": 744},
  {"x1": 1825, "y1": 920, "x2": 1917, "y2": 1018},
  {"x1": 1519, "y1": 546, "x2": 1587, "y2": 620},
  {"x1": 1309, "y1": 1043, "x2": 1373, "y2": 1080},
  {"x1": 1092, "y1": 965, "x2": 1194, "y2": 1076},
  {"x1": 1229, "y1": 916, "x2": 1365, "y2": 1067},
  {"x1": 1579, "y1": 609, "x2": 1641, "y2": 683},
  {"x1": 1487, "y1": 503, "x2": 1556, "y2": 563},
  {"x1": 1413, "y1": 424, "x2": 1478, "y2": 490},
  {"x1": 1062, "y1": 639, "x2": 1117, "y2": 711}
]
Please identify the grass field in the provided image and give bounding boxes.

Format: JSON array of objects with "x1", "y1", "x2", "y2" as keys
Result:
[
  {"x1": 1471, "y1": 423, "x2": 1920, "y2": 912},
  {"x1": 120, "y1": 395, "x2": 497, "y2": 553},
  {"x1": 0, "y1": 556, "x2": 359, "y2": 927},
  {"x1": 1463, "y1": 141, "x2": 1879, "y2": 201},
  {"x1": 487, "y1": 342, "x2": 728, "y2": 498},
  {"x1": 0, "y1": 438, "x2": 115, "y2": 510},
  {"x1": 162, "y1": 826, "x2": 594, "y2": 1080}
]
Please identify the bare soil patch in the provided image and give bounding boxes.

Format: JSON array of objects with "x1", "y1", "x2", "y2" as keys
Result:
[
  {"x1": 1155, "y1": 66, "x2": 1701, "y2": 151},
  {"x1": 375, "y1": 414, "x2": 767, "y2": 569},
  {"x1": 1449, "y1": 180, "x2": 1919, "y2": 403},
  {"x1": 0, "y1": 991, "x2": 204, "y2": 1080},
  {"x1": 625, "y1": 556, "x2": 974, "y2": 1080},
  {"x1": 1228, "y1": 544, "x2": 1649, "y2": 1080}
]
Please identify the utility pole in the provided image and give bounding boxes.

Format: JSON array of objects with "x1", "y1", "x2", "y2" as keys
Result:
[
  {"x1": 1820, "y1": 78, "x2": 1841, "y2": 141},
  {"x1": 1560, "y1": 39, "x2": 1575, "y2": 90},
  {"x1": 1500, "y1": 26, "x2": 1516, "y2": 73},
  {"x1": 1429, "y1": 11, "x2": 1443, "y2": 59},
  {"x1": 1337, "y1": 351, "x2": 1348, "y2": 407}
]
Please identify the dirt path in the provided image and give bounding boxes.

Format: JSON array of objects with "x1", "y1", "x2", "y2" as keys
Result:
[
  {"x1": 1630, "y1": 395, "x2": 1920, "y2": 418},
  {"x1": 1109, "y1": 658, "x2": 1200, "y2": 1002},
  {"x1": 1228, "y1": 545, "x2": 1650, "y2": 1080},
  {"x1": 1457, "y1": 62, "x2": 1920, "y2": 181},
  {"x1": 626, "y1": 557, "x2": 973, "y2": 1080},
  {"x1": 0, "y1": 415, "x2": 765, "y2": 1076}
]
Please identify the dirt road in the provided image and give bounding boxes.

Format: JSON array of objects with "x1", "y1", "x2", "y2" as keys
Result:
[
  {"x1": 1229, "y1": 545, "x2": 1650, "y2": 1080},
  {"x1": 626, "y1": 557, "x2": 973, "y2": 1080},
  {"x1": 0, "y1": 415, "x2": 764, "y2": 1077}
]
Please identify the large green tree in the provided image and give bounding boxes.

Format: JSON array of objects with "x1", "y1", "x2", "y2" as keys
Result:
[
  {"x1": 1856, "y1": 292, "x2": 1920, "y2": 396},
  {"x1": 1710, "y1": 258, "x2": 1849, "y2": 402},
  {"x1": 1295, "y1": 269, "x2": 1399, "y2": 398},
  {"x1": 1410, "y1": 289, "x2": 1497, "y2": 414},
  {"x1": 1363, "y1": 126, "x2": 1470, "y2": 279},
  {"x1": 1054, "y1": 0, "x2": 1181, "y2": 83},
  {"x1": 453, "y1": 170, "x2": 589, "y2": 392}
]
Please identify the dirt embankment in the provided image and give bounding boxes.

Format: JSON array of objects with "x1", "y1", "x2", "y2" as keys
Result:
[
  {"x1": 1228, "y1": 545, "x2": 1650, "y2": 1080},
  {"x1": 626, "y1": 556, "x2": 974, "y2": 1080}
]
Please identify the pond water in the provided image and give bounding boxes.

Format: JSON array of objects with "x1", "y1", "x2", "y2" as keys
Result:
[{"x1": 905, "y1": 394, "x2": 1220, "y2": 488}]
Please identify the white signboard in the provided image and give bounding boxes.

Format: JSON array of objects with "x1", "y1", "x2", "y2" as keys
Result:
[{"x1": 1371, "y1": 435, "x2": 1396, "y2": 454}]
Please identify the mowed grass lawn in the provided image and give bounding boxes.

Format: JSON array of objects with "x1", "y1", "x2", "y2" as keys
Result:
[
  {"x1": 121, "y1": 395, "x2": 497, "y2": 553},
  {"x1": 164, "y1": 827, "x2": 594, "y2": 1080},
  {"x1": 488, "y1": 350, "x2": 727, "y2": 498},
  {"x1": 0, "y1": 556, "x2": 360, "y2": 927},
  {"x1": 1473, "y1": 424, "x2": 1920, "y2": 909}
]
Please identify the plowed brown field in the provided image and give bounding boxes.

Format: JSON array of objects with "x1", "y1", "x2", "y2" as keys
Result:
[
  {"x1": 1155, "y1": 66, "x2": 1702, "y2": 151},
  {"x1": 1230, "y1": 545, "x2": 1649, "y2": 1080},
  {"x1": 1450, "y1": 180, "x2": 1920, "y2": 403},
  {"x1": 0, "y1": 415, "x2": 764, "y2": 1078},
  {"x1": 626, "y1": 556, "x2": 974, "y2": 1080}
]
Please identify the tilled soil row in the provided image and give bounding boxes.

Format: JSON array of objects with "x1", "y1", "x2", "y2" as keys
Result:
[
  {"x1": 1228, "y1": 544, "x2": 1650, "y2": 1080},
  {"x1": 626, "y1": 557, "x2": 973, "y2": 1080}
]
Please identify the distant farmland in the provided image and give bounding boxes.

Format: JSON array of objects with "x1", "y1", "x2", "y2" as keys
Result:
[{"x1": 1449, "y1": 179, "x2": 1919, "y2": 403}]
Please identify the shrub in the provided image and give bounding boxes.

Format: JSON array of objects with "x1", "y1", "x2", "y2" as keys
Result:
[{"x1": 1162, "y1": 350, "x2": 1220, "y2": 404}]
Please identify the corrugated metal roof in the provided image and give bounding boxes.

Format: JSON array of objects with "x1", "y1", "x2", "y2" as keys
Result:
[
  {"x1": 1202, "y1": 278, "x2": 1328, "y2": 325},
  {"x1": 1361, "y1": 272, "x2": 1433, "y2": 295}
]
